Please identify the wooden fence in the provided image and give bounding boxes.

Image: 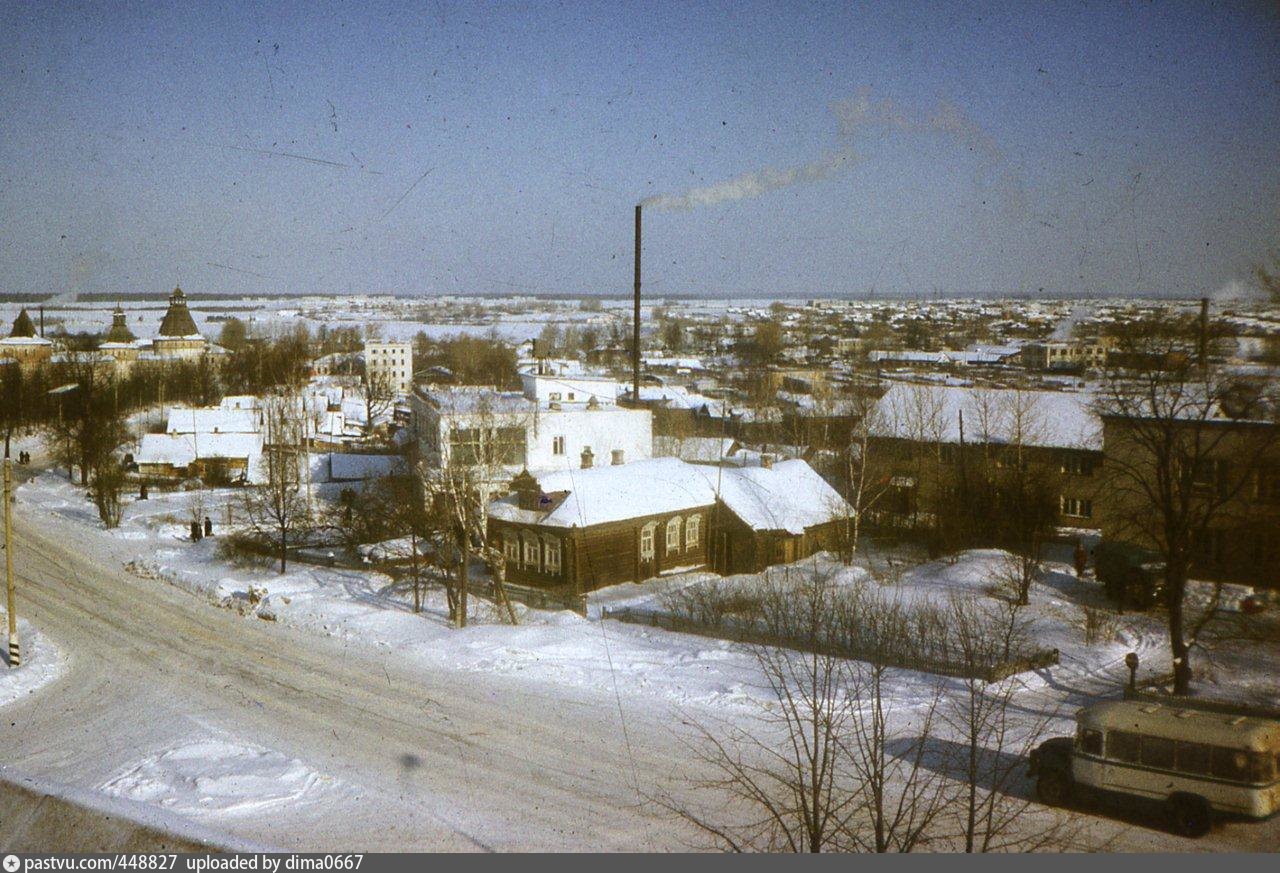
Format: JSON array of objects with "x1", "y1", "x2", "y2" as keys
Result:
[{"x1": 603, "y1": 606, "x2": 1059, "y2": 682}]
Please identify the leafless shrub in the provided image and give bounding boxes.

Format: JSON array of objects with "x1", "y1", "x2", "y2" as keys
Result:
[{"x1": 1082, "y1": 605, "x2": 1122, "y2": 645}]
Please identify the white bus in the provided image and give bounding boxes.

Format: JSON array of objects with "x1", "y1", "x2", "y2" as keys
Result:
[{"x1": 1029, "y1": 699, "x2": 1280, "y2": 837}]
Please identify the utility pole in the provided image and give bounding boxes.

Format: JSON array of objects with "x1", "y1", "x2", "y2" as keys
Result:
[{"x1": 4, "y1": 459, "x2": 18, "y2": 668}]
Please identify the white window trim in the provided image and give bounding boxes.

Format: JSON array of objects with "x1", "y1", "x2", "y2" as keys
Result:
[
  {"x1": 666, "y1": 516, "x2": 681, "y2": 551},
  {"x1": 543, "y1": 537, "x2": 561, "y2": 574},
  {"x1": 523, "y1": 536, "x2": 541, "y2": 570},
  {"x1": 640, "y1": 523, "x2": 656, "y2": 560},
  {"x1": 685, "y1": 514, "x2": 700, "y2": 550}
]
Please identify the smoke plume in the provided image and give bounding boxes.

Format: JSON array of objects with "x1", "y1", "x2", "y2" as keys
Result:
[
  {"x1": 641, "y1": 147, "x2": 859, "y2": 212},
  {"x1": 641, "y1": 87, "x2": 999, "y2": 213}
]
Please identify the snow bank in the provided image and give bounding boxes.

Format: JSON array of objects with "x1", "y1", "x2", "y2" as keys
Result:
[
  {"x1": 0, "y1": 616, "x2": 66, "y2": 707},
  {"x1": 100, "y1": 738, "x2": 347, "y2": 817}
]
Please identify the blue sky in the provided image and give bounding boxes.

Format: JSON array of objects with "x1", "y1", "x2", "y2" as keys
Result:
[{"x1": 1, "y1": 0, "x2": 1277, "y2": 298}]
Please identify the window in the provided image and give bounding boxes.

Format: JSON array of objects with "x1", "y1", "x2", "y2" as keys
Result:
[
  {"x1": 543, "y1": 537, "x2": 561, "y2": 575},
  {"x1": 1211, "y1": 747, "x2": 1252, "y2": 782},
  {"x1": 549, "y1": 392, "x2": 561, "y2": 401},
  {"x1": 448, "y1": 425, "x2": 527, "y2": 467},
  {"x1": 1193, "y1": 528, "x2": 1226, "y2": 568},
  {"x1": 1060, "y1": 496, "x2": 1093, "y2": 518},
  {"x1": 503, "y1": 537, "x2": 519, "y2": 564},
  {"x1": 1190, "y1": 458, "x2": 1231, "y2": 497},
  {"x1": 666, "y1": 517, "x2": 681, "y2": 552},
  {"x1": 552, "y1": 436, "x2": 565, "y2": 456},
  {"x1": 1077, "y1": 727, "x2": 1102, "y2": 756},
  {"x1": 1139, "y1": 735, "x2": 1176, "y2": 770},
  {"x1": 1061, "y1": 453, "x2": 1096, "y2": 476},
  {"x1": 1107, "y1": 731, "x2": 1140, "y2": 763},
  {"x1": 567, "y1": 392, "x2": 575, "y2": 401},
  {"x1": 1176, "y1": 742, "x2": 1213, "y2": 776},
  {"x1": 523, "y1": 537, "x2": 540, "y2": 571},
  {"x1": 685, "y1": 514, "x2": 701, "y2": 550},
  {"x1": 1255, "y1": 465, "x2": 1280, "y2": 504},
  {"x1": 640, "y1": 523, "x2": 655, "y2": 560}
]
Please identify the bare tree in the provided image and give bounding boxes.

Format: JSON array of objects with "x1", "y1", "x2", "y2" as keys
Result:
[
  {"x1": 660, "y1": 567, "x2": 950, "y2": 853},
  {"x1": 1094, "y1": 331, "x2": 1277, "y2": 693},
  {"x1": 361, "y1": 362, "x2": 396, "y2": 437},
  {"x1": 242, "y1": 396, "x2": 310, "y2": 573},
  {"x1": 941, "y1": 594, "x2": 1085, "y2": 852},
  {"x1": 419, "y1": 390, "x2": 527, "y2": 626}
]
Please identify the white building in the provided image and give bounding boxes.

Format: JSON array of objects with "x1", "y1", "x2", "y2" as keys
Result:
[
  {"x1": 413, "y1": 372, "x2": 652, "y2": 482},
  {"x1": 364, "y1": 340, "x2": 413, "y2": 396}
]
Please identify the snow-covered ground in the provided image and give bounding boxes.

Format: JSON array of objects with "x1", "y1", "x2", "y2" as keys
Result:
[
  {"x1": 15, "y1": 467, "x2": 1279, "y2": 720},
  {"x1": 100, "y1": 735, "x2": 353, "y2": 817},
  {"x1": 0, "y1": 614, "x2": 66, "y2": 707}
]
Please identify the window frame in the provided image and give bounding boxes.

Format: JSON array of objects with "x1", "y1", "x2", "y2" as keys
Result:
[
  {"x1": 522, "y1": 536, "x2": 541, "y2": 571},
  {"x1": 685, "y1": 513, "x2": 701, "y2": 550},
  {"x1": 666, "y1": 516, "x2": 681, "y2": 552},
  {"x1": 640, "y1": 522, "x2": 656, "y2": 560},
  {"x1": 543, "y1": 537, "x2": 561, "y2": 575}
]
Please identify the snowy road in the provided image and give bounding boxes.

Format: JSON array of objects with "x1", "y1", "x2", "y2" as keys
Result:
[
  {"x1": 3, "y1": 513, "x2": 695, "y2": 851},
  {"x1": 4, "y1": 484, "x2": 1278, "y2": 851}
]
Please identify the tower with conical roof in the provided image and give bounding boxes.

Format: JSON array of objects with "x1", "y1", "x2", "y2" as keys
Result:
[
  {"x1": 152, "y1": 286, "x2": 209, "y2": 360},
  {"x1": 99, "y1": 302, "x2": 141, "y2": 370},
  {"x1": 158, "y1": 286, "x2": 200, "y2": 338},
  {"x1": 9, "y1": 308, "x2": 37, "y2": 338},
  {"x1": 103, "y1": 304, "x2": 136, "y2": 344},
  {"x1": 0, "y1": 307, "x2": 53, "y2": 368}
]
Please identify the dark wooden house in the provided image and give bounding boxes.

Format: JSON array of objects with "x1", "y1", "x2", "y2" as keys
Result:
[{"x1": 487, "y1": 457, "x2": 851, "y2": 593}]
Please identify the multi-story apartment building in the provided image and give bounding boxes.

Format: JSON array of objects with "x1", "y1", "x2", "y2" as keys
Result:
[
  {"x1": 364, "y1": 340, "x2": 413, "y2": 396},
  {"x1": 1098, "y1": 412, "x2": 1279, "y2": 590},
  {"x1": 412, "y1": 372, "x2": 652, "y2": 487},
  {"x1": 864, "y1": 383, "x2": 1103, "y2": 532}
]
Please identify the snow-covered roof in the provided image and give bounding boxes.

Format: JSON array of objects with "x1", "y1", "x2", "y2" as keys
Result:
[
  {"x1": 137, "y1": 431, "x2": 264, "y2": 467},
  {"x1": 869, "y1": 383, "x2": 1102, "y2": 450},
  {"x1": 654, "y1": 435, "x2": 737, "y2": 463},
  {"x1": 489, "y1": 458, "x2": 718, "y2": 528},
  {"x1": 638, "y1": 385, "x2": 726, "y2": 417},
  {"x1": 166, "y1": 407, "x2": 261, "y2": 435},
  {"x1": 695, "y1": 460, "x2": 849, "y2": 535},
  {"x1": 328, "y1": 453, "x2": 405, "y2": 481},
  {"x1": 420, "y1": 386, "x2": 535, "y2": 416},
  {"x1": 488, "y1": 457, "x2": 849, "y2": 535}
]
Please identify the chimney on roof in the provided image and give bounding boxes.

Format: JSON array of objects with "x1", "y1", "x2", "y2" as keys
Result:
[
  {"x1": 611, "y1": 449, "x2": 624, "y2": 466},
  {"x1": 581, "y1": 446, "x2": 594, "y2": 469},
  {"x1": 512, "y1": 469, "x2": 542, "y2": 511},
  {"x1": 760, "y1": 453, "x2": 774, "y2": 469},
  {"x1": 632, "y1": 203, "x2": 642, "y2": 408}
]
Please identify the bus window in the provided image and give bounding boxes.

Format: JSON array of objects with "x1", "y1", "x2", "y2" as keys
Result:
[
  {"x1": 1175, "y1": 742, "x2": 1212, "y2": 776},
  {"x1": 1140, "y1": 735, "x2": 1175, "y2": 769},
  {"x1": 1107, "y1": 731, "x2": 1141, "y2": 763},
  {"x1": 1250, "y1": 752, "x2": 1276, "y2": 783},
  {"x1": 1212, "y1": 747, "x2": 1251, "y2": 782},
  {"x1": 1078, "y1": 727, "x2": 1102, "y2": 756}
]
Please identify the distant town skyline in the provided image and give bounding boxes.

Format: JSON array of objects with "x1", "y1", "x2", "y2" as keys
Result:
[{"x1": 2, "y1": 1, "x2": 1278, "y2": 300}]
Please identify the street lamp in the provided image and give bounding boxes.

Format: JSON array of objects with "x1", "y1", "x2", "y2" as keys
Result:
[{"x1": 1125, "y1": 651, "x2": 1139, "y2": 695}]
